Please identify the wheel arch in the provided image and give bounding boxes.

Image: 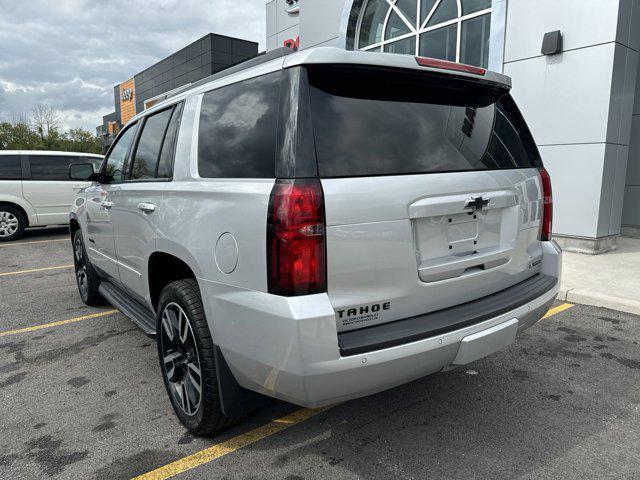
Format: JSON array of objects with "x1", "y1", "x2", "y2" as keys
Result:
[
  {"x1": 0, "y1": 200, "x2": 31, "y2": 228},
  {"x1": 148, "y1": 251, "x2": 199, "y2": 313}
]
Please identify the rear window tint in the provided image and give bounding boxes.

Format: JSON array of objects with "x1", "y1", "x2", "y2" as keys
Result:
[
  {"x1": 29, "y1": 155, "x2": 81, "y2": 181},
  {"x1": 198, "y1": 72, "x2": 281, "y2": 178},
  {"x1": 0, "y1": 155, "x2": 21, "y2": 180},
  {"x1": 307, "y1": 66, "x2": 541, "y2": 178}
]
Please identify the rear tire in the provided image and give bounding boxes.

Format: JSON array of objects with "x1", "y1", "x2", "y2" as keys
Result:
[
  {"x1": 72, "y1": 230, "x2": 104, "y2": 306},
  {"x1": 157, "y1": 279, "x2": 242, "y2": 436},
  {"x1": 0, "y1": 206, "x2": 26, "y2": 242}
]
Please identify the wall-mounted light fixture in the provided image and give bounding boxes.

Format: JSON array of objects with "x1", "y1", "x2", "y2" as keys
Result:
[{"x1": 541, "y1": 30, "x2": 563, "y2": 55}]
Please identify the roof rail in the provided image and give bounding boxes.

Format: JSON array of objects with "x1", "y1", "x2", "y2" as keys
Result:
[{"x1": 147, "y1": 47, "x2": 296, "y2": 107}]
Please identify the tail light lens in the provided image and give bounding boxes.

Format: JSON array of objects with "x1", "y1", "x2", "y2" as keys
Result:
[
  {"x1": 538, "y1": 167, "x2": 553, "y2": 241},
  {"x1": 267, "y1": 178, "x2": 326, "y2": 296}
]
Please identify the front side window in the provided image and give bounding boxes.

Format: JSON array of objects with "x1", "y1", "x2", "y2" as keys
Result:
[
  {"x1": 29, "y1": 155, "x2": 87, "y2": 181},
  {"x1": 130, "y1": 108, "x2": 173, "y2": 180},
  {"x1": 104, "y1": 123, "x2": 138, "y2": 182},
  {"x1": 0, "y1": 155, "x2": 21, "y2": 180},
  {"x1": 357, "y1": 0, "x2": 491, "y2": 68},
  {"x1": 198, "y1": 72, "x2": 281, "y2": 178}
]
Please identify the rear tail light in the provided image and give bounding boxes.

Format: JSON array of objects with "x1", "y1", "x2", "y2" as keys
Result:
[
  {"x1": 267, "y1": 178, "x2": 326, "y2": 296},
  {"x1": 538, "y1": 167, "x2": 553, "y2": 241},
  {"x1": 415, "y1": 56, "x2": 487, "y2": 76}
]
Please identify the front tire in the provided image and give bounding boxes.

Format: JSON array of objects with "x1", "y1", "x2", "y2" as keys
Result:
[
  {"x1": 0, "y1": 206, "x2": 26, "y2": 242},
  {"x1": 72, "y1": 230, "x2": 104, "y2": 306},
  {"x1": 157, "y1": 279, "x2": 240, "y2": 436}
]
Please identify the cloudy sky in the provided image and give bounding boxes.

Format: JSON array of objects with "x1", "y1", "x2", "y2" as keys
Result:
[{"x1": 0, "y1": 0, "x2": 266, "y2": 132}]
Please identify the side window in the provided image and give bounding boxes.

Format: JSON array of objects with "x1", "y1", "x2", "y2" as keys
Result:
[
  {"x1": 29, "y1": 155, "x2": 79, "y2": 181},
  {"x1": 130, "y1": 108, "x2": 173, "y2": 180},
  {"x1": 157, "y1": 103, "x2": 184, "y2": 179},
  {"x1": 105, "y1": 123, "x2": 138, "y2": 183},
  {"x1": 85, "y1": 157, "x2": 103, "y2": 172},
  {"x1": 0, "y1": 155, "x2": 22, "y2": 180},
  {"x1": 198, "y1": 72, "x2": 281, "y2": 178}
]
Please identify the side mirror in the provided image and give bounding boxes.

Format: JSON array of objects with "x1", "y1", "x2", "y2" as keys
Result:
[{"x1": 68, "y1": 163, "x2": 94, "y2": 181}]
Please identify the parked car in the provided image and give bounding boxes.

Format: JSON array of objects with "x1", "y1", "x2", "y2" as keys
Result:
[
  {"x1": 69, "y1": 47, "x2": 561, "y2": 435},
  {"x1": 0, "y1": 150, "x2": 103, "y2": 241}
]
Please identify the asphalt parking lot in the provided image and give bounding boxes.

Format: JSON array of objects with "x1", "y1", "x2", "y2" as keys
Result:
[{"x1": 1, "y1": 228, "x2": 639, "y2": 480}]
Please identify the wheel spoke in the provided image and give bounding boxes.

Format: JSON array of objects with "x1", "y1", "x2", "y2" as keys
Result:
[
  {"x1": 178, "y1": 309, "x2": 188, "y2": 344},
  {"x1": 162, "y1": 310, "x2": 175, "y2": 342}
]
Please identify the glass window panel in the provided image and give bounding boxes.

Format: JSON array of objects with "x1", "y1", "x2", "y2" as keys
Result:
[
  {"x1": 461, "y1": 0, "x2": 491, "y2": 15},
  {"x1": 29, "y1": 155, "x2": 89, "y2": 181},
  {"x1": 384, "y1": 36, "x2": 416, "y2": 54},
  {"x1": 427, "y1": 0, "x2": 458, "y2": 26},
  {"x1": 0, "y1": 155, "x2": 21, "y2": 180},
  {"x1": 307, "y1": 67, "x2": 541, "y2": 178},
  {"x1": 384, "y1": 10, "x2": 411, "y2": 40},
  {"x1": 358, "y1": 0, "x2": 388, "y2": 47},
  {"x1": 395, "y1": 0, "x2": 418, "y2": 27},
  {"x1": 105, "y1": 124, "x2": 137, "y2": 183},
  {"x1": 131, "y1": 108, "x2": 173, "y2": 180},
  {"x1": 198, "y1": 72, "x2": 280, "y2": 179},
  {"x1": 420, "y1": 0, "x2": 439, "y2": 25},
  {"x1": 460, "y1": 14, "x2": 491, "y2": 68},
  {"x1": 157, "y1": 103, "x2": 184, "y2": 179},
  {"x1": 419, "y1": 24, "x2": 457, "y2": 61}
]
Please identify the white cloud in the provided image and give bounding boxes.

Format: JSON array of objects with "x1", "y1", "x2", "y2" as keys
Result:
[{"x1": 0, "y1": 0, "x2": 266, "y2": 131}]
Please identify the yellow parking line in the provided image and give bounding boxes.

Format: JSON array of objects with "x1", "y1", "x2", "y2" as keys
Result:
[
  {"x1": 0, "y1": 310, "x2": 118, "y2": 337},
  {"x1": 0, "y1": 238, "x2": 68, "y2": 248},
  {"x1": 0, "y1": 264, "x2": 73, "y2": 277},
  {"x1": 133, "y1": 407, "x2": 331, "y2": 480},
  {"x1": 542, "y1": 302, "x2": 574, "y2": 319}
]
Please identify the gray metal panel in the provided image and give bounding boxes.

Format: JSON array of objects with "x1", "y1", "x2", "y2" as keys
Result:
[
  {"x1": 505, "y1": 43, "x2": 616, "y2": 146},
  {"x1": 606, "y1": 144, "x2": 630, "y2": 235},
  {"x1": 622, "y1": 186, "x2": 640, "y2": 225},
  {"x1": 504, "y1": 0, "x2": 621, "y2": 63},
  {"x1": 299, "y1": 0, "x2": 345, "y2": 49},
  {"x1": 266, "y1": 0, "x2": 277, "y2": 38},
  {"x1": 606, "y1": 44, "x2": 638, "y2": 146},
  {"x1": 488, "y1": 0, "x2": 507, "y2": 73},
  {"x1": 617, "y1": 0, "x2": 640, "y2": 51},
  {"x1": 626, "y1": 115, "x2": 640, "y2": 185},
  {"x1": 539, "y1": 143, "x2": 607, "y2": 238}
]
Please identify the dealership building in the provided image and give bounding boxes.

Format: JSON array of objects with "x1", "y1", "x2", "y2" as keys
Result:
[
  {"x1": 97, "y1": 33, "x2": 258, "y2": 147},
  {"x1": 267, "y1": 0, "x2": 640, "y2": 253}
]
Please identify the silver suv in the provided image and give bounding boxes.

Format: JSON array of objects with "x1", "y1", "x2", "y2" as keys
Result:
[{"x1": 69, "y1": 47, "x2": 561, "y2": 435}]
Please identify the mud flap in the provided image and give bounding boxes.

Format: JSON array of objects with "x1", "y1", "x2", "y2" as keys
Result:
[{"x1": 214, "y1": 346, "x2": 272, "y2": 417}]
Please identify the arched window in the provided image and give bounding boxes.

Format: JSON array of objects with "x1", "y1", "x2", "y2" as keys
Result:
[{"x1": 356, "y1": 0, "x2": 491, "y2": 67}]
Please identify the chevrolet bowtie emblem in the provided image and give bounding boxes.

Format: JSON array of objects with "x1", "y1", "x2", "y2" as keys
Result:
[{"x1": 465, "y1": 196, "x2": 490, "y2": 212}]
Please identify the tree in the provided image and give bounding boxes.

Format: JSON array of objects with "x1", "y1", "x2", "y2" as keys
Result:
[
  {"x1": 0, "y1": 106, "x2": 102, "y2": 154},
  {"x1": 31, "y1": 103, "x2": 60, "y2": 142}
]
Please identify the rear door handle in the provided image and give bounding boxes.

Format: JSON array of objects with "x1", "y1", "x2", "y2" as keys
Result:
[
  {"x1": 100, "y1": 201, "x2": 114, "y2": 210},
  {"x1": 137, "y1": 202, "x2": 156, "y2": 213}
]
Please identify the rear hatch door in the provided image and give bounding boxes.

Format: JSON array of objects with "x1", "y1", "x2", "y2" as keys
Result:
[{"x1": 305, "y1": 65, "x2": 545, "y2": 332}]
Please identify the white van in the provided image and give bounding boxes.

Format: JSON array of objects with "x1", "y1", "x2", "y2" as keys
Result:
[{"x1": 0, "y1": 151, "x2": 103, "y2": 241}]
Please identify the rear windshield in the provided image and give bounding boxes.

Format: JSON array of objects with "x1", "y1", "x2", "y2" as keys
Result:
[{"x1": 307, "y1": 66, "x2": 541, "y2": 178}]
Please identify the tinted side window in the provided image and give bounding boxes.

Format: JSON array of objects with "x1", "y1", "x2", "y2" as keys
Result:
[
  {"x1": 0, "y1": 155, "x2": 22, "y2": 180},
  {"x1": 105, "y1": 123, "x2": 138, "y2": 182},
  {"x1": 198, "y1": 72, "x2": 281, "y2": 178},
  {"x1": 157, "y1": 103, "x2": 183, "y2": 179},
  {"x1": 29, "y1": 155, "x2": 80, "y2": 181},
  {"x1": 130, "y1": 108, "x2": 173, "y2": 180}
]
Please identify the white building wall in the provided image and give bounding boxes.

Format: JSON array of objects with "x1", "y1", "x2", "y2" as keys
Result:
[{"x1": 503, "y1": 0, "x2": 639, "y2": 250}]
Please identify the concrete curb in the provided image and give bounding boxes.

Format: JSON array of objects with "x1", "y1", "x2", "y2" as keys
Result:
[{"x1": 558, "y1": 287, "x2": 640, "y2": 316}]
